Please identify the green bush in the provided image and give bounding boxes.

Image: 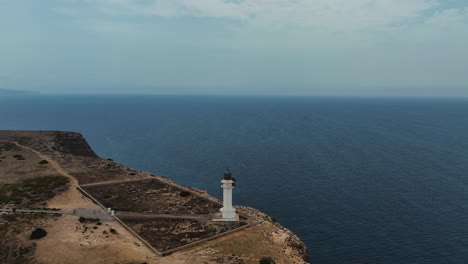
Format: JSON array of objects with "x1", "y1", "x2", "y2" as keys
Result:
[
  {"x1": 2, "y1": 143, "x2": 16, "y2": 151},
  {"x1": 0, "y1": 176, "x2": 69, "y2": 206},
  {"x1": 207, "y1": 226, "x2": 217, "y2": 235},
  {"x1": 19, "y1": 246, "x2": 32, "y2": 256},
  {"x1": 259, "y1": 257, "x2": 275, "y2": 264},
  {"x1": 30, "y1": 228, "x2": 47, "y2": 239},
  {"x1": 79, "y1": 217, "x2": 100, "y2": 223},
  {"x1": 0, "y1": 194, "x2": 10, "y2": 204},
  {"x1": 180, "y1": 191, "x2": 191, "y2": 197}
]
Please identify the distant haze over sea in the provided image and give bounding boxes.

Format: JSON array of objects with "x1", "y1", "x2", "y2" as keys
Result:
[
  {"x1": 1, "y1": 95, "x2": 467, "y2": 264},
  {"x1": 0, "y1": 88, "x2": 39, "y2": 95}
]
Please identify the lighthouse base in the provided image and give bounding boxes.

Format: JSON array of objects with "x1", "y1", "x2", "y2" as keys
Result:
[
  {"x1": 220, "y1": 207, "x2": 237, "y2": 219},
  {"x1": 212, "y1": 208, "x2": 238, "y2": 222}
]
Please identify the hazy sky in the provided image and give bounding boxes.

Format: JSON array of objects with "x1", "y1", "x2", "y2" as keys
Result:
[{"x1": 1, "y1": 0, "x2": 467, "y2": 96}]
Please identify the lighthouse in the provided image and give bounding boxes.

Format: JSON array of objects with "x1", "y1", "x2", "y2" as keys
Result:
[{"x1": 219, "y1": 169, "x2": 237, "y2": 221}]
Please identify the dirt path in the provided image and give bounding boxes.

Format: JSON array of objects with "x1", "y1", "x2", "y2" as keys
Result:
[
  {"x1": 11, "y1": 141, "x2": 77, "y2": 184},
  {"x1": 0, "y1": 208, "x2": 114, "y2": 221},
  {"x1": 3, "y1": 142, "x2": 160, "y2": 263},
  {"x1": 11, "y1": 142, "x2": 100, "y2": 210},
  {"x1": 79, "y1": 178, "x2": 152, "y2": 187},
  {"x1": 116, "y1": 211, "x2": 210, "y2": 221}
]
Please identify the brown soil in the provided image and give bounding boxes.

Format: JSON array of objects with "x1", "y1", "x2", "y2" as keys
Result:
[
  {"x1": 82, "y1": 179, "x2": 221, "y2": 214},
  {"x1": 120, "y1": 216, "x2": 247, "y2": 252},
  {"x1": 161, "y1": 221, "x2": 309, "y2": 264},
  {"x1": 33, "y1": 215, "x2": 159, "y2": 264}
]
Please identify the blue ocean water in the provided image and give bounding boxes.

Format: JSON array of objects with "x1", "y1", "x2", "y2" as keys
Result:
[{"x1": 1, "y1": 95, "x2": 468, "y2": 263}]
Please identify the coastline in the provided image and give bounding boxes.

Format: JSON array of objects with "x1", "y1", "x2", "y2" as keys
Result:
[{"x1": 0, "y1": 130, "x2": 309, "y2": 264}]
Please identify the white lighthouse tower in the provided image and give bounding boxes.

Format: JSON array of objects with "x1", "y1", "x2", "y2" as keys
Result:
[{"x1": 219, "y1": 169, "x2": 237, "y2": 221}]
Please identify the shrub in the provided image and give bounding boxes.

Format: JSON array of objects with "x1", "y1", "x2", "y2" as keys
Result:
[
  {"x1": 2, "y1": 143, "x2": 16, "y2": 151},
  {"x1": 30, "y1": 228, "x2": 47, "y2": 239},
  {"x1": 38, "y1": 160, "x2": 49, "y2": 165},
  {"x1": 13, "y1": 154, "x2": 23, "y2": 158},
  {"x1": 207, "y1": 226, "x2": 217, "y2": 235},
  {"x1": 0, "y1": 194, "x2": 10, "y2": 204},
  {"x1": 259, "y1": 257, "x2": 275, "y2": 264},
  {"x1": 109, "y1": 228, "x2": 118, "y2": 235},
  {"x1": 180, "y1": 191, "x2": 191, "y2": 197},
  {"x1": 19, "y1": 246, "x2": 32, "y2": 256},
  {"x1": 79, "y1": 217, "x2": 100, "y2": 223}
]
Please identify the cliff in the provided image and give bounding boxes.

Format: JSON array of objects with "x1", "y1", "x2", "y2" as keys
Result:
[{"x1": 0, "y1": 130, "x2": 309, "y2": 264}]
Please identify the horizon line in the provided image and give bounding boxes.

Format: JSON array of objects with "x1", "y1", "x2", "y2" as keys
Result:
[{"x1": 2, "y1": 91, "x2": 468, "y2": 99}]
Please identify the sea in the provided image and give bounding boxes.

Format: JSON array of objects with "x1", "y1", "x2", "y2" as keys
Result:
[{"x1": 1, "y1": 95, "x2": 468, "y2": 264}]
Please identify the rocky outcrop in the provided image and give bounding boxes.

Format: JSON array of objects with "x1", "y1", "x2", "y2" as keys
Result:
[
  {"x1": 237, "y1": 206, "x2": 310, "y2": 263},
  {"x1": 0, "y1": 130, "x2": 97, "y2": 158},
  {"x1": 51, "y1": 132, "x2": 98, "y2": 158}
]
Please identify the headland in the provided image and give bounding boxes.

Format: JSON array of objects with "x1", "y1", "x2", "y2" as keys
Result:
[{"x1": 0, "y1": 130, "x2": 308, "y2": 264}]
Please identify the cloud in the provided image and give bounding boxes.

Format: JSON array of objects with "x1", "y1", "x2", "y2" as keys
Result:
[
  {"x1": 13, "y1": 0, "x2": 467, "y2": 95},
  {"x1": 424, "y1": 7, "x2": 468, "y2": 27},
  {"x1": 54, "y1": 0, "x2": 447, "y2": 32}
]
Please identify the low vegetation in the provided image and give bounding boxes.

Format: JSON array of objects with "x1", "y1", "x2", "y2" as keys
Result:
[
  {"x1": 259, "y1": 256, "x2": 275, "y2": 264},
  {"x1": 82, "y1": 179, "x2": 221, "y2": 214},
  {"x1": 0, "y1": 194, "x2": 9, "y2": 204},
  {"x1": 38, "y1": 160, "x2": 49, "y2": 165},
  {"x1": 30, "y1": 228, "x2": 47, "y2": 239},
  {"x1": 179, "y1": 191, "x2": 191, "y2": 197},
  {"x1": 0, "y1": 142, "x2": 17, "y2": 151},
  {"x1": 0, "y1": 176, "x2": 69, "y2": 205},
  {"x1": 13, "y1": 154, "x2": 25, "y2": 160},
  {"x1": 79, "y1": 217, "x2": 100, "y2": 223}
]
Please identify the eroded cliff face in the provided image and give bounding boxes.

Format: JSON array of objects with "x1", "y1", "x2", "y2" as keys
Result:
[
  {"x1": 237, "y1": 206, "x2": 310, "y2": 263},
  {"x1": 50, "y1": 132, "x2": 98, "y2": 158},
  {"x1": 0, "y1": 130, "x2": 309, "y2": 264},
  {"x1": 0, "y1": 130, "x2": 97, "y2": 158}
]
